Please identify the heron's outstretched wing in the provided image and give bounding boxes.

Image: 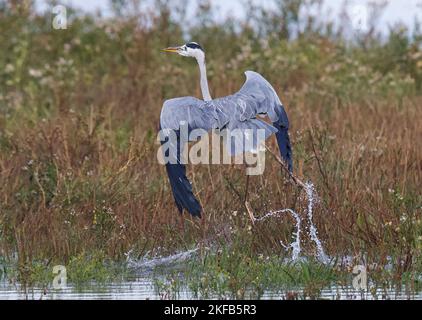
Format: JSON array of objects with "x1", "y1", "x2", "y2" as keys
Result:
[
  {"x1": 232, "y1": 71, "x2": 292, "y2": 171},
  {"x1": 159, "y1": 96, "x2": 217, "y2": 218}
]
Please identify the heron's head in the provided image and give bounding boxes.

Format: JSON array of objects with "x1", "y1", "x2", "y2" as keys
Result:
[{"x1": 162, "y1": 42, "x2": 205, "y2": 60}]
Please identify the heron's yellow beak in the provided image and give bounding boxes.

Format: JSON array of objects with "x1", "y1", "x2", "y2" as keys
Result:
[{"x1": 162, "y1": 46, "x2": 180, "y2": 54}]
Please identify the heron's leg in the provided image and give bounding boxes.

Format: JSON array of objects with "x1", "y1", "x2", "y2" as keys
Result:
[{"x1": 244, "y1": 174, "x2": 255, "y2": 225}]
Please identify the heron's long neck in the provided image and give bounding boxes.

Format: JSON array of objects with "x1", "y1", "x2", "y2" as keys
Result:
[{"x1": 197, "y1": 57, "x2": 212, "y2": 101}]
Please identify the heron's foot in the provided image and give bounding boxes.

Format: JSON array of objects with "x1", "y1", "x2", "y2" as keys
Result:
[{"x1": 245, "y1": 201, "x2": 255, "y2": 225}]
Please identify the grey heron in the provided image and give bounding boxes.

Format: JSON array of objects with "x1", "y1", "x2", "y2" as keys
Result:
[{"x1": 160, "y1": 42, "x2": 292, "y2": 218}]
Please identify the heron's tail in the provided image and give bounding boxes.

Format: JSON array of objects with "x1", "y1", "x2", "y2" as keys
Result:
[
  {"x1": 160, "y1": 127, "x2": 202, "y2": 218},
  {"x1": 273, "y1": 105, "x2": 293, "y2": 172}
]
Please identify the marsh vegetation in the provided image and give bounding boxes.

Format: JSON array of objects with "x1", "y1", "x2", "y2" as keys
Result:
[{"x1": 0, "y1": 0, "x2": 421, "y2": 299}]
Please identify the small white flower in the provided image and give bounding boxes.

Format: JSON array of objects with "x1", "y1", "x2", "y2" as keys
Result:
[
  {"x1": 5, "y1": 64, "x2": 14, "y2": 73},
  {"x1": 29, "y1": 69, "x2": 43, "y2": 78}
]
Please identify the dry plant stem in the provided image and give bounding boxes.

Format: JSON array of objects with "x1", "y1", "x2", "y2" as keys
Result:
[
  {"x1": 224, "y1": 176, "x2": 243, "y2": 201},
  {"x1": 245, "y1": 201, "x2": 255, "y2": 225},
  {"x1": 265, "y1": 145, "x2": 307, "y2": 190},
  {"x1": 244, "y1": 174, "x2": 250, "y2": 203},
  {"x1": 308, "y1": 131, "x2": 331, "y2": 195},
  {"x1": 243, "y1": 174, "x2": 255, "y2": 224},
  {"x1": 179, "y1": 212, "x2": 185, "y2": 232}
]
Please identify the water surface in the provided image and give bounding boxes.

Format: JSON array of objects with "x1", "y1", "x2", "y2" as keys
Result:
[{"x1": 0, "y1": 279, "x2": 420, "y2": 300}]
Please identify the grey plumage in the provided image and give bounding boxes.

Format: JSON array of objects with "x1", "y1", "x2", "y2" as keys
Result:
[
  {"x1": 160, "y1": 71, "x2": 292, "y2": 217},
  {"x1": 161, "y1": 71, "x2": 288, "y2": 151}
]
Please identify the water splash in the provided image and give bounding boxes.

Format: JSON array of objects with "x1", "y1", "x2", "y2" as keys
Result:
[
  {"x1": 127, "y1": 248, "x2": 199, "y2": 271},
  {"x1": 255, "y1": 209, "x2": 301, "y2": 261},
  {"x1": 256, "y1": 181, "x2": 328, "y2": 263},
  {"x1": 303, "y1": 182, "x2": 329, "y2": 264}
]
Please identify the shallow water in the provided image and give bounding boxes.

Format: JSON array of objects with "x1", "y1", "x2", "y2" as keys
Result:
[{"x1": 0, "y1": 279, "x2": 421, "y2": 300}]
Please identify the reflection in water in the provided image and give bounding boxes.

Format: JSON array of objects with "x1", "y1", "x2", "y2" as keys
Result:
[{"x1": 0, "y1": 279, "x2": 421, "y2": 300}]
